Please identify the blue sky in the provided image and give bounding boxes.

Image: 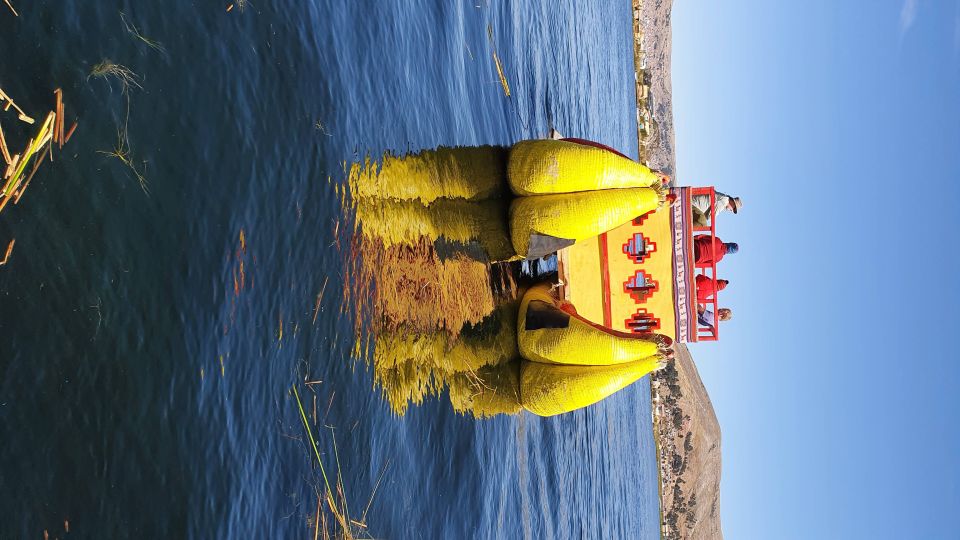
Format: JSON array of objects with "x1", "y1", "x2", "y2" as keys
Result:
[{"x1": 673, "y1": 1, "x2": 960, "y2": 538}]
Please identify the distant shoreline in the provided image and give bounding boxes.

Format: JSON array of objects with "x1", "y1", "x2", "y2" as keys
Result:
[
  {"x1": 630, "y1": 2, "x2": 723, "y2": 538},
  {"x1": 631, "y1": 0, "x2": 653, "y2": 164},
  {"x1": 630, "y1": 1, "x2": 668, "y2": 535},
  {"x1": 630, "y1": 0, "x2": 677, "y2": 177}
]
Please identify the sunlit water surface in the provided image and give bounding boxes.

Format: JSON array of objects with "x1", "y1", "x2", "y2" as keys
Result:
[{"x1": 0, "y1": 1, "x2": 659, "y2": 538}]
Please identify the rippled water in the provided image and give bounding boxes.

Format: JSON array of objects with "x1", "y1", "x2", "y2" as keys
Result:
[{"x1": 0, "y1": 1, "x2": 659, "y2": 538}]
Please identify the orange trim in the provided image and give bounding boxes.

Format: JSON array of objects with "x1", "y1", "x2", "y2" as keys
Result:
[
  {"x1": 576, "y1": 309, "x2": 668, "y2": 343},
  {"x1": 598, "y1": 232, "x2": 612, "y2": 327}
]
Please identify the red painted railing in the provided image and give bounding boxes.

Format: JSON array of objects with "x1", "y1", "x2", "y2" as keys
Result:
[{"x1": 690, "y1": 186, "x2": 719, "y2": 341}]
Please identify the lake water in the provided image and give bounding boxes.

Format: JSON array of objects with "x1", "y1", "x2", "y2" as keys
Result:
[{"x1": 0, "y1": 1, "x2": 660, "y2": 538}]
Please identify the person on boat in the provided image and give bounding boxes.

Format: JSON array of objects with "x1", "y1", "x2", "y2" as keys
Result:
[
  {"x1": 692, "y1": 191, "x2": 741, "y2": 227},
  {"x1": 697, "y1": 305, "x2": 732, "y2": 331},
  {"x1": 693, "y1": 235, "x2": 738, "y2": 267},
  {"x1": 695, "y1": 275, "x2": 728, "y2": 303}
]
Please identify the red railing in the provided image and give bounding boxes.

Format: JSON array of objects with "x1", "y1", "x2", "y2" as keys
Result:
[{"x1": 690, "y1": 186, "x2": 719, "y2": 341}]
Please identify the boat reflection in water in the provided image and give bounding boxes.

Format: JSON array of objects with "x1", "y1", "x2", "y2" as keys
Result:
[{"x1": 343, "y1": 142, "x2": 673, "y2": 418}]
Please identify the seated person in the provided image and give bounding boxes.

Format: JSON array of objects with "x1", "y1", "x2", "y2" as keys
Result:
[
  {"x1": 697, "y1": 305, "x2": 732, "y2": 331},
  {"x1": 693, "y1": 235, "x2": 738, "y2": 267},
  {"x1": 692, "y1": 191, "x2": 741, "y2": 227},
  {"x1": 695, "y1": 275, "x2": 728, "y2": 303}
]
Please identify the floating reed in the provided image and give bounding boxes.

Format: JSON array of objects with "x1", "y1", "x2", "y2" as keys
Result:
[
  {"x1": 0, "y1": 87, "x2": 34, "y2": 123},
  {"x1": 486, "y1": 25, "x2": 510, "y2": 97},
  {"x1": 0, "y1": 239, "x2": 14, "y2": 266},
  {"x1": 493, "y1": 53, "x2": 510, "y2": 97},
  {"x1": 64, "y1": 121, "x2": 78, "y2": 143},
  {"x1": 1, "y1": 111, "x2": 54, "y2": 213},
  {"x1": 292, "y1": 385, "x2": 353, "y2": 539},
  {"x1": 98, "y1": 127, "x2": 149, "y2": 195},
  {"x1": 119, "y1": 11, "x2": 166, "y2": 55},
  {"x1": 0, "y1": 86, "x2": 76, "y2": 265},
  {"x1": 88, "y1": 60, "x2": 142, "y2": 94}
]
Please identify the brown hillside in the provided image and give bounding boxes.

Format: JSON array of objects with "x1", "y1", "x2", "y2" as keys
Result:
[{"x1": 652, "y1": 345, "x2": 723, "y2": 539}]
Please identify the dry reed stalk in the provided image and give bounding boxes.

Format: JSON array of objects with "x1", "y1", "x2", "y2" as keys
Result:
[
  {"x1": 58, "y1": 92, "x2": 65, "y2": 148},
  {"x1": 64, "y1": 121, "x2": 78, "y2": 143},
  {"x1": 53, "y1": 88, "x2": 62, "y2": 145},
  {"x1": 486, "y1": 25, "x2": 511, "y2": 97},
  {"x1": 312, "y1": 276, "x2": 328, "y2": 324},
  {"x1": 292, "y1": 385, "x2": 354, "y2": 539},
  {"x1": 0, "y1": 87, "x2": 34, "y2": 124},
  {"x1": 119, "y1": 11, "x2": 166, "y2": 55},
  {"x1": 330, "y1": 429, "x2": 350, "y2": 525},
  {"x1": 323, "y1": 391, "x2": 335, "y2": 423},
  {"x1": 98, "y1": 126, "x2": 149, "y2": 195},
  {"x1": 3, "y1": 0, "x2": 17, "y2": 16},
  {"x1": 493, "y1": 53, "x2": 510, "y2": 97},
  {"x1": 0, "y1": 104, "x2": 69, "y2": 210},
  {"x1": 0, "y1": 239, "x2": 14, "y2": 266},
  {"x1": 313, "y1": 495, "x2": 321, "y2": 540},
  {"x1": 14, "y1": 147, "x2": 47, "y2": 203},
  {"x1": 88, "y1": 61, "x2": 142, "y2": 94},
  {"x1": 360, "y1": 461, "x2": 389, "y2": 525},
  {"x1": 3, "y1": 153, "x2": 18, "y2": 179},
  {"x1": 0, "y1": 124, "x2": 10, "y2": 164}
]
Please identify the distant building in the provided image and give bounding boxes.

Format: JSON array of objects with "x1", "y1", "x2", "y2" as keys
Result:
[{"x1": 637, "y1": 84, "x2": 650, "y2": 100}]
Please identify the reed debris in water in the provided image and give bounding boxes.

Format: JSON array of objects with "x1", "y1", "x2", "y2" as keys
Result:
[
  {"x1": 0, "y1": 87, "x2": 34, "y2": 123},
  {"x1": 0, "y1": 86, "x2": 75, "y2": 265},
  {"x1": 2, "y1": 110, "x2": 54, "y2": 211},
  {"x1": 492, "y1": 53, "x2": 510, "y2": 97},
  {"x1": 225, "y1": 0, "x2": 248, "y2": 12},
  {"x1": 89, "y1": 60, "x2": 142, "y2": 94},
  {"x1": 120, "y1": 11, "x2": 166, "y2": 55},
  {"x1": 292, "y1": 385, "x2": 360, "y2": 539},
  {"x1": 0, "y1": 239, "x2": 14, "y2": 266},
  {"x1": 486, "y1": 24, "x2": 510, "y2": 97},
  {"x1": 3, "y1": 0, "x2": 18, "y2": 16},
  {"x1": 98, "y1": 126, "x2": 149, "y2": 195}
]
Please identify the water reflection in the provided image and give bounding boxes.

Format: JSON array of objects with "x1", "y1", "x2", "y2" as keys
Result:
[{"x1": 344, "y1": 141, "x2": 672, "y2": 417}]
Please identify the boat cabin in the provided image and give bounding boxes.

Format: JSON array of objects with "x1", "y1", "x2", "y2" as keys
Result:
[{"x1": 556, "y1": 186, "x2": 724, "y2": 342}]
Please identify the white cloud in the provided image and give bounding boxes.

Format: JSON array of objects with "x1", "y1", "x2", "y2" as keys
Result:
[{"x1": 899, "y1": 0, "x2": 919, "y2": 34}]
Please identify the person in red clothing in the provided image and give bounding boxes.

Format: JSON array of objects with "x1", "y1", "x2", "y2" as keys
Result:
[
  {"x1": 695, "y1": 275, "x2": 728, "y2": 303},
  {"x1": 693, "y1": 235, "x2": 738, "y2": 267}
]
